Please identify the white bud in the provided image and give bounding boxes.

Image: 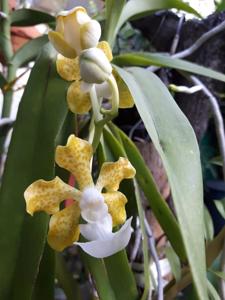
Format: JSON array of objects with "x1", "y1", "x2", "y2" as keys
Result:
[
  {"x1": 79, "y1": 48, "x2": 112, "y2": 84},
  {"x1": 80, "y1": 20, "x2": 101, "y2": 50}
]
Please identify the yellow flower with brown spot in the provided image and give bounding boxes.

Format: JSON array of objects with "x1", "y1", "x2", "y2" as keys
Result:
[
  {"x1": 24, "y1": 135, "x2": 136, "y2": 258},
  {"x1": 48, "y1": 6, "x2": 101, "y2": 58}
]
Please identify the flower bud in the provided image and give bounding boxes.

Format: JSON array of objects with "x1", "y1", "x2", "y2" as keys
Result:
[
  {"x1": 79, "y1": 48, "x2": 112, "y2": 84},
  {"x1": 80, "y1": 20, "x2": 101, "y2": 50}
]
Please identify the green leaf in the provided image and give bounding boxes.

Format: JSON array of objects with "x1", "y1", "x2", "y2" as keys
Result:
[
  {"x1": 209, "y1": 269, "x2": 225, "y2": 282},
  {"x1": 0, "y1": 43, "x2": 69, "y2": 299},
  {"x1": 207, "y1": 227, "x2": 225, "y2": 267},
  {"x1": 111, "y1": 0, "x2": 201, "y2": 46},
  {"x1": 207, "y1": 280, "x2": 221, "y2": 300},
  {"x1": 133, "y1": 179, "x2": 150, "y2": 299},
  {"x1": 32, "y1": 244, "x2": 55, "y2": 300},
  {"x1": 113, "y1": 52, "x2": 225, "y2": 83},
  {"x1": 10, "y1": 8, "x2": 55, "y2": 26},
  {"x1": 165, "y1": 246, "x2": 181, "y2": 282},
  {"x1": 55, "y1": 253, "x2": 82, "y2": 300},
  {"x1": 214, "y1": 199, "x2": 225, "y2": 219},
  {"x1": 11, "y1": 35, "x2": 49, "y2": 69},
  {"x1": 204, "y1": 207, "x2": 214, "y2": 242},
  {"x1": 103, "y1": 0, "x2": 126, "y2": 45},
  {"x1": 104, "y1": 251, "x2": 139, "y2": 300},
  {"x1": 114, "y1": 66, "x2": 207, "y2": 300},
  {"x1": 215, "y1": 0, "x2": 225, "y2": 12},
  {"x1": 80, "y1": 251, "x2": 116, "y2": 300},
  {"x1": 105, "y1": 125, "x2": 186, "y2": 260}
]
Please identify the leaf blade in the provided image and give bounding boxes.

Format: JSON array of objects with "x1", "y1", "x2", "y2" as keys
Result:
[
  {"x1": 10, "y1": 8, "x2": 55, "y2": 26},
  {"x1": 114, "y1": 66, "x2": 207, "y2": 300},
  {"x1": 111, "y1": 0, "x2": 201, "y2": 46},
  {"x1": 113, "y1": 52, "x2": 225, "y2": 83},
  {"x1": 0, "y1": 43, "x2": 69, "y2": 299}
]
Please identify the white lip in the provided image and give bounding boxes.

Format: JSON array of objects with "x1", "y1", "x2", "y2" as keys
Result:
[{"x1": 75, "y1": 217, "x2": 133, "y2": 258}]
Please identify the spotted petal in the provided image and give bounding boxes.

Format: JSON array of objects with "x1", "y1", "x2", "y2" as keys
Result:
[
  {"x1": 55, "y1": 135, "x2": 93, "y2": 190},
  {"x1": 24, "y1": 176, "x2": 80, "y2": 215},
  {"x1": 97, "y1": 41, "x2": 113, "y2": 62},
  {"x1": 103, "y1": 191, "x2": 127, "y2": 226},
  {"x1": 67, "y1": 81, "x2": 91, "y2": 114},
  {"x1": 96, "y1": 157, "x2": 136, "y2": 192},
  {"x1": 56, "y1": 54, "x2": 80, "y2": 81},
  {"x1": 48, "y1": 31, "x2": 77, "y2": 59},
  {"x1": 48, "y1": 202, "x2": 80, "y2": 251},
  {"x1": 113, "y1": 69, "x2": 134, "y2": 108},
  {"x1": 75, "y1": 217, "x2": 133, "y2": 258}
]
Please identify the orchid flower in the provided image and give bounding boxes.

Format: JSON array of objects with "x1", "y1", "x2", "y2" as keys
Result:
[
  {"x1": 24, "y1": 135, "x2": 136, "y2": 258},
  {"x1": 48, "y1": 6, "x2": 101, "y2": 58},
  {"x1": 48, "y1": 6, "x2": 134, "y2": 115}
]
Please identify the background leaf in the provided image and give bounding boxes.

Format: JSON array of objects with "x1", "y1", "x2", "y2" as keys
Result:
[
  {"x1": 103, "y1": 0, "x2": 126, "y2": 45},
  {"x1": 32, "y1": 245, "x2": 55, "y2": 300},
  {"x1": 10, "y1": 9, "x2": 55, "y2": 26},
  {"x1": 114, "y1": 66, "x2": 207, "y2": 300},
  {"x1": 0, "y1": 43, "x2": 69, "y2": 299},
  {"x1": 113, "y1": 52, "x2": 225, "y2": 83},
  {"x1": 110, "y1": 0, "x2": 201, "y2": 46},
  {"x1": 11, "y1": 35, "x2": 49, "y2": 69}
]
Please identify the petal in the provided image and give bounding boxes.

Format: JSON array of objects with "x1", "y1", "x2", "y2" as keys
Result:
[
  {"x1": 80, "y1": 20, "x2": 101, "y2": 50},
  {"x1": 75, "y1": 217, "x2": 133, "y2": 258},
  {"x1": 48, "y1": 31, "x2": 77, "y2": 59},
  {"x1": 67, "y1": 81, "x2": 91, "y2": 114},
  {"x1": 56, "y1": 54, "x2": 80, "y2": 81},
  {"x1": 97, "y1": 41, "x2": 113, "y2": 62},
  {"x1": 55, "y1": 15, "x2": 64, "y2": 35},
  {"x1": 47, "y1": 202, "x2": 80, "y2": 251},
  {"x1": 96, "y1": 157, "x2": 136, "y2": 192},
  {"x1": 61, "y1": 7, "x2": 89, "y2": 54},
  {"x1": 103, "y1": 191, "x2": 127, "y2": 226},
  {"x1": 55, "y1": 135, "x2": 93, "y2": 190},
  {"x1": 80, "y1": 214, "x2": 113, "y2": 240},
  {"x1": 24, "y1": 176, "x2": 80, "y2": 216},
  {"x1": 113, "y1": 69, "x2": 134, "y2": 108}
]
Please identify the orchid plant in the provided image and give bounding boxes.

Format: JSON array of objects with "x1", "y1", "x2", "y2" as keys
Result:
[{"x1": 1, "y1": 1, "x2": 225, "y2": 300}]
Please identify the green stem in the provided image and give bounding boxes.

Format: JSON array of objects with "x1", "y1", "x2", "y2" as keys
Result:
[
  {"x1": 0, "y1": 0, "x2": 16, "y2": 157},
  {"x1": 1, "y1": 0, "x2": 13, "y2": 63},
  {"x1": 2, "y1": 64, "x2": 16, "y2": 118},
  {"x1": 92, "y1": 115, "x2": 116, "y2": 153},
  {"x1": 89, "y1": 84, "x2": 102, "y2": 122}
]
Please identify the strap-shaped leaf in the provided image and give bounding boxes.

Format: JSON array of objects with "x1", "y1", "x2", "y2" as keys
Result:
[
  {"x1": 103, "y1": 0, "x2": 126, "y2": 45},
  {"x1": 114, "y1": 66, "x2": 207, "y2": 300},
  {"x1": 109, "y1": 0, "x2": 201, "y2": 46},
  {"x1": 10, "y1": 9, "x2": 55, "y2": 26},
  {"x1": 0, "y1": 43, "x2": 69, "y2": 299},
  {"x1": 113, "y1": 52, "x2": 225, "y2": 83},
  {"x1": 11, "y1": 35, "x2": 49, "y2": 69}
]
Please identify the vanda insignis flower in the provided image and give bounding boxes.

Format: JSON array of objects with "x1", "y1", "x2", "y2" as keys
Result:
[
  {"x1": 24, "y1": 135, "x2": 136, "y2": 258},
  {"x1": 48, "y1": 6, "x2": 134, "y2": 114}
]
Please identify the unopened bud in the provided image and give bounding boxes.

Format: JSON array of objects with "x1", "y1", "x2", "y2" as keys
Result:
[{"x1": 79, "y1": 48, "x2": 112, "y2": 84}]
